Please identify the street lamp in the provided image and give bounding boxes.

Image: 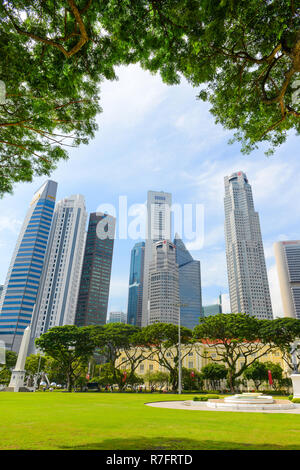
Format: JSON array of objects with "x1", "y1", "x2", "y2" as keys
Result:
[{"x1": 172, "y1": 302, "x2": 188, "y2": 395}]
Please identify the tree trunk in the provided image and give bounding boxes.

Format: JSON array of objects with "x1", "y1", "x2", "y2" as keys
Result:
[{"x1": 227, "y1": 370, "x2": 236, "y2": 394}]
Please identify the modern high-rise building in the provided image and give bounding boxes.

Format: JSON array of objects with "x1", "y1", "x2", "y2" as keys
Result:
[
  {"x1": 75, "y1": 212, "x2": 116, "y2": 327},
  {"x1": 202, "y1": 294, "x2": 223, "y2": 317},
  {"x1": 224, "y1": 171, "x2": 273, "y2": 319},
  {"x1": 148, "y1": 240, "x2": 180, "y2": 325},
  {"x1": 29, "y1": 195, "x2": 87, "y2": 352},
  {"x1": 0, "y1": 180, "x2": 57, "y2": 352},
  {"x1": 107, "y1": 311, "x2": 127, "y2": 324},
  {"x1": 274, "y1": 241, "x2": 300, "y2": 319},
  {"x1": 173, "y1": 235, "x2": 202, "y2": 330},
  {"x1": 141, "y1": 191, "x2": 172, "y2": 326},
  {"x1": 127, "y1": 242, "x2": 145, "y2": 327}
]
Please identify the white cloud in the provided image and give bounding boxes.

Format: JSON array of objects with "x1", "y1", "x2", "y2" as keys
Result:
[
  {"x1": 221, "y1": 293, "x2": 231, "y2": 313},
  {"x1": 174, "y1": 102, "x2": 229, "y2": 151},
  {"x1": 268, "y1": 264, "x2": 284, "y2": 318},
  {"x1": 186, "y1": 224, "x2": 224, "y2": 251},
  {"x1": 0, "y1": 215, "x2": 22, "y2": 234},
  {"x1": 109, "y1": 277, "x2": 129, "y2": 299},
  {"x1": 98, "y1": 64, "x2": 168, "y2": 129},
  {"x1": 199, "y1": 250, "x2": 228, "y2": 288}
]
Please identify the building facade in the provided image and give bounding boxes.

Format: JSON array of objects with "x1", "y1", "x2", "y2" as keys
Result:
[
  {"x1": 127, "y1": 242, "x2": 145, "y2": 327},
  {"x1": 202, "y1": 295, "x2": 223, "y2": 317},
  {"x1": 29, "y1": 195, "x2": 87, "y2": 352},
  {"x1": 274, "y1": 240, "x2": 300, "y2": 319},
  {"x1": 173, "y1": 235, "x2": 202, "y2": 330},
  {"x1": 107, "y1": 311, "x2": 127, "y2": 324},
  {"x1": 141, "y1": 191, "x2": 172, "y2": 326},
  {"x1": 224, "y1": 171, "x2": 273, "y2": 319},
  {"x1": 75, "y1": 212, "x2": 116, "y2": 327},
  {"x1": 116, "y1": 343, "x2": 288, "y2": 389},
  {"x1": 0, "y1": 180, "x2": 57, "y2": 352},
  {"x1": 148, "y1": 240, "x2": 180, "y2": 325}
]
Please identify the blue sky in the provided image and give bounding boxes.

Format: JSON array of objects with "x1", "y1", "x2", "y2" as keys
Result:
[{"x1": 0, "y1": 64, "x2": 299, "y2": 318}]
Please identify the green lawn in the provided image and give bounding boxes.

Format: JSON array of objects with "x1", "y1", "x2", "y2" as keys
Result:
[{"x1": 0, "y1": 392, "x2": 300, "y2": 450}]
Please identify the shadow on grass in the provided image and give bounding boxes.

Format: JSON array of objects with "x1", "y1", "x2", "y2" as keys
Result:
[{"x1": 58, "y1": 436, "x2": 300, "y2": 451}]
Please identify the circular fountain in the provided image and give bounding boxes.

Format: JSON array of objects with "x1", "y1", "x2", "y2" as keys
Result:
[{"x1": 206, "y1": 392, "x2": 295, "y2": 410}]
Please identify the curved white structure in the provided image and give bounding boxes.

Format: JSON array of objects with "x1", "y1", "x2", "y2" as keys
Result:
[
  {"x1": 224, "y1": 393, "x2": 274, "y2": 404},
  {"x1": 207, "y1": 393, "x2": 295, "y2": 410}
]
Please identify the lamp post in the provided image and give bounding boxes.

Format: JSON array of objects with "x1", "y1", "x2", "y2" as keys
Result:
[{"x1": 172, "y1": 302, "x2": 188, "y2": 395}]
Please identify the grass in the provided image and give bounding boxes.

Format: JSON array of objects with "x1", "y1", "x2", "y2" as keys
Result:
[{"x1": 0, "y1": 392, "x2": 300, "y2": 450}]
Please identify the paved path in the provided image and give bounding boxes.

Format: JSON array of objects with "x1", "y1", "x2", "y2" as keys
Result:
[{"x1": 145, "y1": 400, "x2": 300, "y2": 414}]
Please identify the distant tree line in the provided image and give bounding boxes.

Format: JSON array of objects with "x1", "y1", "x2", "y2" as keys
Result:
[{"x1": 1, "y1": 314, "x2": 299, "y2": 393}]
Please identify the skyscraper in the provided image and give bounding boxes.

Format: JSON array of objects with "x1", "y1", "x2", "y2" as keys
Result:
[
  {"x1": 30, "y1": 195, "x2": 87, "y2": 351},
  {"x1": 173, "y1": 235, "x2": 202, "y2": 329},
  {"x1": 127, "y1": 241, "x2": 145, "y2": 327},
  {"x1": 202, "y1": 294, "x2": 223, "y2": 317},
  {"x1": 148, "y1": 240, "x2": 179, "y2": 325},
  {"x1": 141, "y1": 191, "x2": 172, "y2": 326},
  {"x1": 0, "y1": 180, "x2": 57, "y2": 352},
  {"x1": 224, "y1": 171, "x2": 273, "y2": 319},
  {"x1": 108, "y1": 311, "x2": 127, "y2": 324},
  {"x1": 75, "y1": 212, "x2": 116, "y2": 327},
  {"x1": 274, "y1": 240, "x2": 300, "y2": 319}
]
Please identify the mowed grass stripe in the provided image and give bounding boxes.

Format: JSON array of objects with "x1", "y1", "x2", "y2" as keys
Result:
[{"x1": 0, "y1": 393, "x2": 300, "y2": 450}]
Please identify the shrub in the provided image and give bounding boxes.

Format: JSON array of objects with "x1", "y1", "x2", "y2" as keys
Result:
[
  {"x1": 292, "y1": 398, "x2": 300, "y2": 404},
  {"x1": 193, "y1": 396, "x2": 208, "y2": 401},
  {"x1": 288, "y1": 395, "x2": 293, "y2": 401}
]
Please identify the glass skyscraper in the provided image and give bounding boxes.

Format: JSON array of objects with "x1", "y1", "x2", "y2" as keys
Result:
[
  {"x1": 0, "y1": 180, "x2": 57, "y2": 352},
  {"x1": 75, "y1": 212, "x2": 115, "y2": 327},
  {"x1": 224, "y1": 171, "x2": 273, "y2": 319},
  {"x1": 29, "y1": 194, "x2": 87, "y2": 353},
  {"x1": 202, "y1": 294, "x2": 223, "y2": 317},
  {"x1": 142, "y1": 190, "x2": 172, "y2": 326},
  {"x1": 174, "y1": 235, "x2": 202, "y2": 330},
  {"x1": 108, "y1": 311, "x2": 127, "y2": 324},
  {"x1": 274, "y1": 240, "x2": 300, "y2": 319},
  {"x1": 127, "y1": 242, "x2": 145, "y2": 327},
  {"x1": 148, "y1": 240, "x2": 180, "y2": 325}
]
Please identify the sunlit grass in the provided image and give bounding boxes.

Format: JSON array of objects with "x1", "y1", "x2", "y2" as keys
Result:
[{"x1": 0, "y1": 392, "x2": 299, "y2": 450}]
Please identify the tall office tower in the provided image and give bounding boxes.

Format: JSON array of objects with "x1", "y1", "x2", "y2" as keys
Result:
[
  {"x1": 173, "y1": 235, "x2": 202, "y2": 329},
  {"x1": 0, "y1": 180, "x2": 57, "y2": 352},
  {"x1": 224, "y1": 171, "x2": 273, "y2": 319},
  {"x1": 203, "y1": 294, "x2": 223, "y2": 317},
  {"x1": 75, "y1": 212, "x2": 116, "y2": 327},
  {"x1": 148, "y1": 240, "x2": 180, "y2": 325},
  {"x1": 127, "y1": 242, "x2": 145, "y2": 327},
  {"x1": 141, "y1": 191, "x2": 172, "y2": 326},
  {"x1": 274, "y1": 241, "x2": 300, "y2": 319},
  {"x1": 108, "y1": 311, "x2": 127, "y2": 324},
  {"x1": 29, "y1": 195, "x2": 87, "y2": 352}
]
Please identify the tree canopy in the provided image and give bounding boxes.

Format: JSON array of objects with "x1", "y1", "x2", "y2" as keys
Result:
[
  {"x1": 35, "y1": 324, "x2": 95, "y2": 391},
  {"x1": 0, "y1": 1, "x2": 299, "y2": 196},
  {"x1": 193, "y1": 313, "x2": 279, "y2": 392},
  {"x1": 141, "y1": 322, "x2": 194, "y2": 391}
]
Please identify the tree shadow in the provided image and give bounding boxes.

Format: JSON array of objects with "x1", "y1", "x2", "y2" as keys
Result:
[{"x1": 58, "y1": 436, "x2": 300, "y2": 451}]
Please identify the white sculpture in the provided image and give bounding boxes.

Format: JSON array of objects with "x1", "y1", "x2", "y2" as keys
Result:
[
  {"x1": 290, "y1": 341, "x2": 300, "y2": 399},
  {"x1": 8, "y1": 326, "x2": 31, "y2": 392}
]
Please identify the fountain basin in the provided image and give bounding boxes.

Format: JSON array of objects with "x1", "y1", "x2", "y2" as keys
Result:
[{"x1": 224, "y1": 393, "x2": 274, "y2": 404}]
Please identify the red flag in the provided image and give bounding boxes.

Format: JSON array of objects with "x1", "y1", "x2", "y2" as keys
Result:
[
  {"x1": 268, "y1": 370, "x2": 273, "y2": 385},
  {"x1": 190, "y1": 371, "x2": 195, "y2": 380},
  {"x1": 122, "y1": 371, "x2": 127, "y2": 383}
]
